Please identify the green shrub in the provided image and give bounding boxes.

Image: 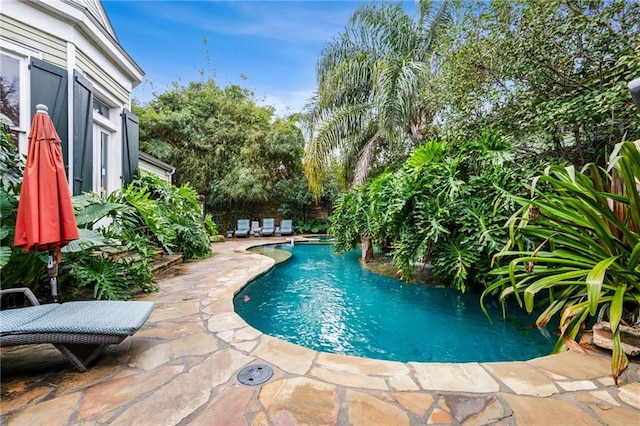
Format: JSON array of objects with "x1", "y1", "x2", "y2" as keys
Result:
[
  {"x1": 113, "y1": 172, "x2": 212, "y2": 259},
  {"x1": 331, "y1": 133, "x2": 537, "y2": 292},
  {"x1": 483, "y1": 140, "x2": 640, "y2": 385},
  {"x1": 296, "y1": 218, "x2": 330, "y2": 234}
]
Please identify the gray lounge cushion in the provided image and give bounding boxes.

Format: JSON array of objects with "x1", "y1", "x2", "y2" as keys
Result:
[
  {"x1": 0, "y1": 304, "x2": 60, "y2": 334},
  {"x1": 1, "y1": 301, "x2": 154, "y2": 336}
]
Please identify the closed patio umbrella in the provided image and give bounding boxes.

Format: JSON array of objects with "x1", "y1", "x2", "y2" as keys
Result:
[{"x1": 14, "y1": 104, "x2": 79, "y2": 302}]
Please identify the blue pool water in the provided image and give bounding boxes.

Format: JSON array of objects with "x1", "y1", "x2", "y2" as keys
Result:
[{"x1": 234, "y1": 244, "x2": 555, "y2": 363}]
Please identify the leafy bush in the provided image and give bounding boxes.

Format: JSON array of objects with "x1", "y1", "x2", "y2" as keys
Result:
[
  {"x1": 0, "y1": 124, "x2": 22, "y2": 191},
  {"x1": 112, "y1": 172, "x2": 212, "y2": 259},
  {"x1": 46, "y1": 192, "x2": 158, "y2": 300},
  {"x1": 296, "y1": 218, "x2": 330, "y2": 234},
  {"x1": 62, "y1": 252, "x2": 144, "y2": 300},
  {"x1": 2, "y1": 136, "x2": 212, "y2": 299},
  {"x1": 331, "y1": 132, "x2": 537, "y2": 292},
  {"x1": 204, "y1": 213, "x2": 218, "y2": 236},
  {"x1": 483, "y1": 140, "x2": 640, "y2": 385}
]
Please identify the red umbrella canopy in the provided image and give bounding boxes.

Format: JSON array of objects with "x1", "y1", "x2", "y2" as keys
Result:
[{"x1": 14, "y1": 104, "x2": 79, "y2": 252}]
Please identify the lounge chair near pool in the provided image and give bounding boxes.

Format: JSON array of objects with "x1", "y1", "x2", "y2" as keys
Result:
[
  {"x1": 251, "y1": 220, "x2": 262, "y2": 237},
  {"x1": 261, "y1": 218, "x2": 275, "y2": 236},
  {"x1": 0, "y1": 287, "x2": 153, "y2": 372},
  {"x1": 235, "y1": 219, "x2": 250, "y2": 238},
  {"x1": 280, "y1": 219, "x2": 294, "y2": 236}
]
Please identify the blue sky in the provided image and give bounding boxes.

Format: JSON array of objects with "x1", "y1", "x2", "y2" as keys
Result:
[{"x1": 103, "y1": 0, "x2": 415, "y2": 116}]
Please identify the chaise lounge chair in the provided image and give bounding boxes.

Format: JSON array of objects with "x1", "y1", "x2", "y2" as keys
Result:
[
  {"x1": 280, "y1": 219, "x2": 294, "y2": 236},
  {"x1": 235, "y1": 219, "x2": 250, "y2": 238},
  {"x1": 0, "y1": 287, "x2": 154, "y2": 372},
  {"x1": 261, "y1": 218, "x2": 275, "y2": 236},
  {"x1": 251, "y1": 220, "x2": 262, "y2": 237}
]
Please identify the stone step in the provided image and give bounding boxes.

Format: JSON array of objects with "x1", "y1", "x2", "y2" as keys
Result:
[
  {"x1": 151, "y1": 254, "x2": 184, "y2": 277},
  {"x1": 94, "y1": 246, "x2": 183, "y2": 277}
]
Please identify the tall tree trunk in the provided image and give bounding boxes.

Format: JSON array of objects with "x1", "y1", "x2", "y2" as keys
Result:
[
  {"x1": 361, "y1": 236, "x2": 373, "y2": 262},
  {"x1": 352, "y1": 132, "x2": 379, "y2": 262}
]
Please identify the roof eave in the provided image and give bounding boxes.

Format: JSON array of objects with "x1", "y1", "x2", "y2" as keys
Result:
[{"x1": 24, "y1": 0, "x2": 144, "y2": 87}]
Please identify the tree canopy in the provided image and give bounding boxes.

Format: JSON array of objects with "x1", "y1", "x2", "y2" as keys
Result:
[
  {"x1": 305, "y1": 0, "x2": 640, "y2": 199},
  {"x1": 304, "y1": 0, "x2": 452, "y2": 199},
  {"x1": 134, "y1": 79, "x2": 307, "y2": 225},
  {"x1": 433, "y1": 0, "x2": 640, "y2": 164}
]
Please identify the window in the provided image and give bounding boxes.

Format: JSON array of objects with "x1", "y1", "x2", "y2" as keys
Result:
[
  {"x1": 92, "y1": 93, "x2": 117, "y2": 196},
  {"x1": 93, "y1": 98, "x2": 110, "y2": 119},
  {"x1": 0, "y1": 53, "x2": 20, "y2": 128},
  {"x1": 2, "y1": 43, "x2": 40, "y2": 152}
]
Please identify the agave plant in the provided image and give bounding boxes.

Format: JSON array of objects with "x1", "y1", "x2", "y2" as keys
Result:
[{"x1": 483, "y1": 140, "x2": 640, "y2": 385}]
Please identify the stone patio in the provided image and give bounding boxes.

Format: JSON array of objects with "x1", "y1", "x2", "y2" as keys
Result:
[{"x1": 1, "y1": 238, "x2": 639, "y2": 425}]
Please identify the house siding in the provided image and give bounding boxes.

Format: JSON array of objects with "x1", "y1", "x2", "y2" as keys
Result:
[
  {"x1": 76, "y1": 49, "x2": 129, "y2": 102},
  {"x1": 2, "y1": 0, "x2": 143, "y2": 197},
  {"x1": 0, "y1": 14, "x2": 67, "y2": 68},
  {"x1": 140, "y1": 163, "x2": 172, "y2": 183}
]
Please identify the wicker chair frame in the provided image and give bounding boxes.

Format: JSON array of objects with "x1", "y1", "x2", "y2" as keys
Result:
[{"x1": 1, "y1": 287, "x2": 153, "y2": 372}]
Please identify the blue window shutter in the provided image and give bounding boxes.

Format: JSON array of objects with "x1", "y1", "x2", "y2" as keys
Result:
[
  {"x1": 30, "y1": 58, "x2": 69, "y2": 173},
  {"x1": 122, "y1": 109, "x2": 139, "y2": 186},
  {"x1": 72, "y1": 71, "x2": 94, "y2": 195}
]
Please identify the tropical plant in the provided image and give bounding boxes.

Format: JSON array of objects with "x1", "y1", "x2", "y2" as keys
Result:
[
  {"x1": 61, "y1": 252, "x2": 143, "y2": 300},
  {"x1": 304, "y1": 0, "x2": 452, "y2": 199},
  {"x1": 0, "y1": 186, "x2": 47, "y2": 289},
  {"x1": 0, "y1": 121, "x2": 22, "y2": 192},
  {"x1": 203, "y1": 213, "x2": 218, "y2": 237},
  {"x1": 331, "y1": 134, "x2": 534, "y2": 291},
  {"x1": 0, "y1": 124, "x2": 20, "y2": 271},
  {"x1": 55, "y1": 192, "x2": 157, "y2": 300},
  {"x1": 330, "y1": 184, "x2": 377, "y2": 255},
  {"x1": 296, "y1": 218, "x2": 331, "y2": 235},
  {"x1": 482, "y1": 140, "x2": 640, "y2": 385},
  {"x1": 111, "y1": 172, "x2": 212, "y2": 259}
]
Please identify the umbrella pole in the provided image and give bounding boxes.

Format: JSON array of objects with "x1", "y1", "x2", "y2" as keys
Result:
[{"x1": 47, "y1": 251, "x2": 59, "y2": 303}]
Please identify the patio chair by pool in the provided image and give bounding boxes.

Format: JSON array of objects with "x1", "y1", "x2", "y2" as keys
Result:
[
  {"x1": 0, "y1": 287, "x2": 153, "y2": 372},
  {"x1": 251, "y1": 220, "x2": 262, "y2": 237},
  {"x1": 235, "y1": 219, "x2": 250, "y2": 238},
  {"x1": 261, "y1": 218, "x2": 275, "y2": 236},
  {"x1": 280, "y1": 219, "x2": 294, "y2": 236}
]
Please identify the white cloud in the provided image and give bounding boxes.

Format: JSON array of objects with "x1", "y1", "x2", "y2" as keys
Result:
[{"x1": 256, "y1": 88, "x2": 316, "y2": 117}]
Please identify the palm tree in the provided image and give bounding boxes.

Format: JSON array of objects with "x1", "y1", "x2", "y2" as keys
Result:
[{"x1": 304, "y1": 0, "x2": 451, "y2": 199}]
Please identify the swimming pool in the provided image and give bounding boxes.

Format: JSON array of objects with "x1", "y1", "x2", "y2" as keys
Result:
[{"x1": 234, "y1": 243, "x2": 555, "y2": 363}]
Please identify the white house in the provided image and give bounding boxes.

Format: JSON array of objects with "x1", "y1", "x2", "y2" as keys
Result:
[{"x1": 0, "y1": 0, "x2": 149, "y2": 196}]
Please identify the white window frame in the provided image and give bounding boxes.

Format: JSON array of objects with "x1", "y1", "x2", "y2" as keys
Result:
[
  {"x1": 0, "y1": 41, "x2": 41, "y2": 154},
  {"x1": 92, "y1": 92, "x2": 118, "y2": 195}
]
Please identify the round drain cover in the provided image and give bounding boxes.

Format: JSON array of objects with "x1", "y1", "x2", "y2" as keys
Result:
[{"x1": 237, "y1": 364, "x2": 273, "y2": 386}]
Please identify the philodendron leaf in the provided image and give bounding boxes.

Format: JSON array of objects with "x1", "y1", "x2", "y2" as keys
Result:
[
  {"x1": 62, "y1": 228, "x2": 108, "y2": 253},
  {"x1": 0, "y1": 225, "x2": 9, "y2": 240},
  {"x1": 0, "y1": 246, "x2": 12, "y2": 269},
  {"x1": 586, "y1": 257, "x2": 618, "y2": 316}
]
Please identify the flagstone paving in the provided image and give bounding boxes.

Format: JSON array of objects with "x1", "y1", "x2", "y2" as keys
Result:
[{"x1": 1, "y1": 238, "x2": 639, "y2": 425}]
